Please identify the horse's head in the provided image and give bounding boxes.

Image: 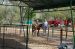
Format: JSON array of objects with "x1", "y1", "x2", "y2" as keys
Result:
[{"x1": 39, "y1": 24, "x2": 43, "y2": 27}]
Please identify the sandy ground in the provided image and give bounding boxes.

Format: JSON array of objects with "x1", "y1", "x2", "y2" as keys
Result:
[
  {"x1": 29, "y1": 44, "x2": 57, "y2": 49},
  {"x1": 0, "y1": 27, "x2": 73, "y2": 49}
]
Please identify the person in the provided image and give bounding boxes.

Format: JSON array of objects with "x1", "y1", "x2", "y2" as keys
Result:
[
  {"x1": 32, "y1": 20, "x2": 37, "y2": 36},
  {"x1": 32, "y1": 19, "x2": 41, "y2": 36},
  {"x1": 32, "y1": 24, "x2": 36, "y2": 35},
  {"x1": 36, "y1": 20, "x2": 41, "y2": 36},
  {"x1": 42, "y1": 20, "x2": 48, "y2": 35}
]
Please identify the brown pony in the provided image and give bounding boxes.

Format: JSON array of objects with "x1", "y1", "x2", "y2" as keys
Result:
[{"x1": 32, "y1": 23, "x2": 43, "y2": 36}]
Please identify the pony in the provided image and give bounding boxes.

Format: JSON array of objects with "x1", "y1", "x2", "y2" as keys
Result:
[{"x1": 32, "y1": 23, "x2": 43, "y2": 36}]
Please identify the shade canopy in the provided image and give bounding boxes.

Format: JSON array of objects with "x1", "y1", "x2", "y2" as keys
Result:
[{"x1": 10, "y1": 0, "x2": 75, "y2": 10}]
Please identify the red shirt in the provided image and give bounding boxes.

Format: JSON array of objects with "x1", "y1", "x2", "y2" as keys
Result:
[
  {"x1": 64, "y1": 20, "x2": 69, "y2": 25},
  {"x1": 54, "y1": 20, "x2": 60, "y2": 26},
  {"x1": 48, "y1": 20, "x2": 54, "y2": 25}
]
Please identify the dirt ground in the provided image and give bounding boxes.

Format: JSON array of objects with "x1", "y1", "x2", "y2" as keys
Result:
[{"x1": 0, "y1": 27, "x2": 73, "y2": 49}]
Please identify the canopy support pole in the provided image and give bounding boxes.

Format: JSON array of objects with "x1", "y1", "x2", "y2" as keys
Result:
[
  {"x1": 19, "y1": 1, "x2": 29, "y2": 49},
  {"x1": 70, "y1": 0, "x2": 75, "y2": 49},
  {"x1": 26, "y1": 7, "x2": 30, "y2": 49}
]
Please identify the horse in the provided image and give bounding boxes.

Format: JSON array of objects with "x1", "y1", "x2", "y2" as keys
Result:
[{"x1": 32, "y1": 23, "x2": 43, "y2": 36}]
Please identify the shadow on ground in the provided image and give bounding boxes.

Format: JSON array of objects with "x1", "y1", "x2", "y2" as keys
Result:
[{"x1": 0, "y1": 33, "x2": 30, "y2": 49}]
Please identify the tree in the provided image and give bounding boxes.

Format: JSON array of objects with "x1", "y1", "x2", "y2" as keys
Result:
[
  {"x1": 23, "y1": 7, "x2": 36, "y2": 20},
  {"x1": 22, "y1": 7, "x2": 36, "y2": 24},
  {"x1": 0, "y1": 5, "x2": 20, "y2": 24}
]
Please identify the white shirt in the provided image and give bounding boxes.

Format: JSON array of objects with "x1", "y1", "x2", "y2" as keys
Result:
[{"x1": 44, "y1": 21, "x2": 48, "y2": 26}]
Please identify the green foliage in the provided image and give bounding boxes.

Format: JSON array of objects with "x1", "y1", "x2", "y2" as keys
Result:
[
  {"x1": 0, "y1": 5, "x2": 20, "y2": 24},
  {"x1": 0, "y1": 5, "x2": 36, "y2": 24},
  {"x1": 23, "y1": 7, "x2": 36, "y2": 20},
  {"x1": 0, "y1": 6, "x2": 6, "y2": 24},
  {"x1": 0, "y1": 4, "x2": 75, "y2": 24},
  {"x1": 40, "y1": 10, "x2": 71, "y2": 21}
]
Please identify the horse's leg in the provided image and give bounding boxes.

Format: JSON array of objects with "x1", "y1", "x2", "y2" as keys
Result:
[
  {"x1": 32, "y1": 29, "x2": 34, "y2": 36},
  {"x1": 44, "y1": 29, "x2": 46, "y2": 34},
  {"x1": 43, "y1": 28, "x2": 46, "y2": 35},
  {"x1": 32, "y1": 26, "x2": 36, "y2": 36},
  {"x1": 34, "y1": 29, "x2": 37, "y2": 36},
  {"x1": 42, "y1": 28, "x2": 44, "y2": 34},
  {"x1": 37, "y1": 29, "x2": 40, "y2": 36},
  {"x1": 32, "y1": 31, "x2": 33, "y2": 36}
]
